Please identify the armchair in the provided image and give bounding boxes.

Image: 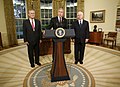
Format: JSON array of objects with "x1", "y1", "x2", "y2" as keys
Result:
[{"x1": 104, "y1": 32, "x2": 117, "y2": 48}]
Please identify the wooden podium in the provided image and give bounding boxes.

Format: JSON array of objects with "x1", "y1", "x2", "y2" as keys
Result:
[{"x1": 44, "y1": 29, "x2": 75, "y2": 82}]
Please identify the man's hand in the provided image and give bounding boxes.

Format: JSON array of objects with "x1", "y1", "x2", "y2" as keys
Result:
[
  {"x1": 40, "y1": 40, "x2": 42, "y2": 43},
  {"x1": 42, "y1": 30, "x2": 45, "y2": 38},
  {"x1": 25, "y1": 42, "x2": 29, "y2": 45},
  {"x1": 42, "y1": 30, "x2": 45, "y2": 35},
  {"x1": 85, "y1": 39, "x2": 89, "y2": 43}
]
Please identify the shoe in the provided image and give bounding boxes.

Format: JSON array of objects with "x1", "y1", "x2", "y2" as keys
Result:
[
  {"x1": 74, "y1": 61, "x2": 78, "y2": 64},
  {"x1": 36, "y1": 63, "x2": 41, "y2": 66},
  {"x1": 79, "y1": 61, "x2": 83, "y2": 64},
  {"x1": 31, "y1": 65, "x2": 35, "y2": 68}
]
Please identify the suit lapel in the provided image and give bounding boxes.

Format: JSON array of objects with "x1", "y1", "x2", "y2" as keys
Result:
[
  {"x1": 27, "y1": 19, "x2": 33, "y2": 30},
  {"x1": 61, "y1": 17, "x2": 65, "y2": 23},
  {"x1": 28, "y1": 19, "x2": 36, "y2": 31},
  {"x1": 77, "y1": 20, "x2": 79, "y2": 25},
  {"x1": 81, "y1": 20, "x2": 84, "y2": 28},
  {"x1": 56, "y1": 17, "x2": 59, "y2": 23},
  {"x1": 78, "y1": 20, "x2": 84, "y2": 28},
  {"x1": 77, "y1": 20, "x2": 80, "y2": 27},
  {"x1": 35, "y1": 19, "x2": 37, "y2": 30}
]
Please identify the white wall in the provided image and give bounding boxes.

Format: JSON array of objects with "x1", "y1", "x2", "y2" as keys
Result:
[
  {"x1": 84, "y1": 0, "x2": 119, "y2": 32},
  {"x1": 0, "y1": 0, "x2": 9, "y2": 47}
]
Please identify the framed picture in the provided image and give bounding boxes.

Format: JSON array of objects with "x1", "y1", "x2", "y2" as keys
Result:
[{"x1": 90, "y1": 10, "x2": 105, "y2": 23}]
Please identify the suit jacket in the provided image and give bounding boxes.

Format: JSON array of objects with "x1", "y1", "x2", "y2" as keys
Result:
[
  {"x1": 72, "y1": 19, "x2": 89, "y2": 43},
  {"x1": 23, "y1": 19, "x2": 42, "y2": 44},
  {"x1": 47, "y1": 16, "x2": 67, "y2": 30}
]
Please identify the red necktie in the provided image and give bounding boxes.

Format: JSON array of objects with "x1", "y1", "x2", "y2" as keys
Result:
[{"x1": 32, "y1": 19, "x2": 35, "y2": 31}]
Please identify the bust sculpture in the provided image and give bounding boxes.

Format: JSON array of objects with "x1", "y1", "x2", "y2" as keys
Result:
[{"x1": 93, "y1": 25, "x2": 97, "y2": 32}]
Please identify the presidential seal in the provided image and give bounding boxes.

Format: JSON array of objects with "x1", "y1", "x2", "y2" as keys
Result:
[{"x1": 55, "y1": 28, "x2": 65, "y2": 38}]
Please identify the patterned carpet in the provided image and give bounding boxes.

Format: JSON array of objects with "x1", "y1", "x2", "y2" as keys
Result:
[
  {"x1": 0, "y1": 43, "x2": 120, "y2": 87},
  {"x1": 23, "y1": 63, "x2": 95, "y2": 87}
]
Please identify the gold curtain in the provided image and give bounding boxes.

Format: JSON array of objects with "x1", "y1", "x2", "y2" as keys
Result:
[
  {"x1": 3, "y1": 0, "x2": 18, "y2": 46},
  {"x1": 77, "y1": 0, "x2": 84, "y2": 13}
]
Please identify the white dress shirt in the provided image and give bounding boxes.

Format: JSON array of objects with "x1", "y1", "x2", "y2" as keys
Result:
[
  {"x1": 29, "y1": 18, "x2": 35, "y2": 27},
  {"x1": 58, "y1": 16, "x2": 62, "y2": 22},
  {"x1": 78, "y1": 19, "x2": 83, "y2": 25}
]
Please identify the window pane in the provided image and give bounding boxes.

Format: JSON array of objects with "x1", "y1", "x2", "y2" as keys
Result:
[
  {"x1": 66, "y1": 0, "x2": 77, "y2": 29},
  {"x1": 40, "y1": 0, "x2": 52, "y2": 30},
  {"x1": 13, "y1": 0, "x2": 26, "y2": 18},
  {"x1": 13, "y1": 0, "x2": 27, "y2": 39},
  {"x1": 15, "y1": 19, "x2": 26, "y2": 39}
]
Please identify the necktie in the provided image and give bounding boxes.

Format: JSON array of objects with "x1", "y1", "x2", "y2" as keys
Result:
[
  {"x1": 80, "y1": 20, "x2": 81, "y2": 24},
  {"x1": 32, "y1": 19, "x2": 35, "y2": 31},
  {"x1": 79, "y1": 20, "x2": 82, "y2": 27},
  {"x1": 60, "y1": 17, "x2": 62, "y2": 22}
]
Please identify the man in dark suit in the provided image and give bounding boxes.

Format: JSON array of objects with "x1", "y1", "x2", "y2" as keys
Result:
[
  {"x1": 47, "y1": 8, "x2": 67, "y2": 30},
  {"x1": 47, "y1": 8, "x2": 67, "y2": 61},
  {"x1": 23, "y1": 9, "x2": 42, "y2": 68},
  {"x1": 72, "y1": 11, "x2": 89, "y2": 64}
]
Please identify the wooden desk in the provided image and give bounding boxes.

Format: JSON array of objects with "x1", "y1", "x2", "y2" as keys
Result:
[
  {"x1": 40, "y1": 38, "x2": 71, "y2": 56},
  {"x1": 88, "y1": 32, "x2": 104, "y2": 45}
]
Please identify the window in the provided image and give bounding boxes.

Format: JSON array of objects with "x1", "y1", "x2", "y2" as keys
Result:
[
  {"x1": 13, "y1": 0, "x2": 26, "y2": 39},
  {"x1": 40, "y1": 0, "x2": 52, "y2": 30},
  {"x1": 66, "y1": 0, "x2": 77, "y2": 29}
]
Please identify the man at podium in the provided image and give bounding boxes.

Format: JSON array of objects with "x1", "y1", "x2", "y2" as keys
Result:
[
  {"x1": 44, "y1": 8, "x2": 70, "y2": 82},
  {"x1": 47, "y1": 8, "x2": 68, "y2": 61}
]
